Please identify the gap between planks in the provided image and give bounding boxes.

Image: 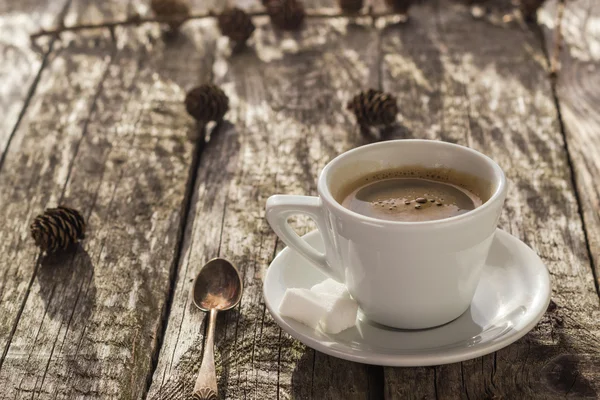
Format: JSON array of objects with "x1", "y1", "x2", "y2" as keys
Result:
[{"x1": 141, "y1": 121, "x2": 211, "y2": 399}]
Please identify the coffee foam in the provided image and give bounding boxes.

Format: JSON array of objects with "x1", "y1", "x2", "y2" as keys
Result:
[{"x1": 334, "y1": 165, "x2": 494, "y2": 206}]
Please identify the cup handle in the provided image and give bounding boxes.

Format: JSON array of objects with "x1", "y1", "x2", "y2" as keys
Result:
[{"x1": 266, "y1": 195, "x2": 342, "y2": 282}]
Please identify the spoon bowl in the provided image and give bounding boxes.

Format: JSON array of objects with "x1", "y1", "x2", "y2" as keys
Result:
[{"x1": 192, "y1": 258, "x2": 243, "y2": 312}]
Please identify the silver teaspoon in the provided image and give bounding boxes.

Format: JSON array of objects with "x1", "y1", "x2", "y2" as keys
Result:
[{"x1": 191, "y1": 258, "x2": 243, "y2": 400}]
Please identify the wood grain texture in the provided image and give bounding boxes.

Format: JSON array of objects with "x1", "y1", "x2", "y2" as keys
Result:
[
  {"x1": 146, "y1": 8, "x2": 386, "y2": 400},
  {"x1": 0, "y1": 0, "x2": 216, "y2": 398},
  {"x1": 381, "y1": 1, "x2": 600, "y2": 399},
  {"x1": 540, "y1": 0, "x2": 600, "y2": 295},
  {"x1": 1, "y1": 0, "x2": 599, "y2": 398},
  {"x1": 0, "y1": 0, "x2": 70, "y2": 164}
]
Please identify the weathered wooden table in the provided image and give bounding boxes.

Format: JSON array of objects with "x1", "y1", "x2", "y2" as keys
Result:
[{"x1": 1, "y1": 0, "x2": 599, "y2": 398}]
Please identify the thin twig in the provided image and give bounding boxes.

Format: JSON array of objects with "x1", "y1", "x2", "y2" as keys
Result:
[
  {"x1": 550, "y1": 0, "x2": 565, "y2": 78},
  {"x1": 30, "y1": 11, "x2": 216, "y2": 39},
  {"x1": 30, "y1": 8, "x2": 404, "y2": 39}
]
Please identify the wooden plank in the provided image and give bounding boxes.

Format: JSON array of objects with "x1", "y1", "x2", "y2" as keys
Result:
[
  {"x1": 541, "y1": 0, "x2": 600, "y2": 295},
  {"x1": 0, "y1": 0, "x2": 70, "y2": 164},
  {"x1": 146, "y1": 7, "x2": 387, "y2": 400},
  {"x1": 381, "y1": 1, "x2": 600, "y2": 398},
  {"x1": 0, "y1": 1, "x2": 216, "y2": 398}
]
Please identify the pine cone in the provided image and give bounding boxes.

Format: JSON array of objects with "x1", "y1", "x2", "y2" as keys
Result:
[
  {"x1": 150, "y1": 0, "x2": 190, "y2": 31},
  {"x1": 338, "y1": 0, "x2": 364, "y2": 13},
  {"x1": 264, "y1": 0, "x2": 305, "y2": 31},
  {"x1": 218, "y1": 7, "x2": 256, "y2": 45},
  {"x1": 347, "y1": 89, "x2": 398, "y2": 127},
  {"x1": 185, "y1": 84, "x2": 229, "y2": 122},
  {"x1": 520, "y1": 0, "x2": 545, "y2": 21},
  {"x1": 385, "y1": 0, "x2": 412, "y2": 14},
  {"x1": 30, "y1": 207, "x2": 86, "y2": 253}
]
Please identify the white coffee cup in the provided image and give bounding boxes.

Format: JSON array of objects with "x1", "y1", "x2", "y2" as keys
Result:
[{"x1": 266, "y1": 140, "x2": 507, "y2": 329}]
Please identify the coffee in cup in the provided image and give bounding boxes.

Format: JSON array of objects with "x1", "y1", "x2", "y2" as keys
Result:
[{"x1": 337, "y1": 166, "x2": 492, "y2": 222}]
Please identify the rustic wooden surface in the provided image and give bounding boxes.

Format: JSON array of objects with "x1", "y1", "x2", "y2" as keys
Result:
[
  {"x1": 0, "y1": 0, "x2": 599, "y2": 399},
  {"x1": 0, "y1": 0, "x2": 215, "y2": 398},
  {"x1": 146, "y1": 2, "x2": 382, "y2": 399},
  {"x1": 0, "y1": 0, "x2": 69, "y2": 163},
  {"x1": 381, "y1": 2, "x2": 600, "y2": 398},
  {"x1": 541, "y1": 0, "x2": 600, "y2": 295}
]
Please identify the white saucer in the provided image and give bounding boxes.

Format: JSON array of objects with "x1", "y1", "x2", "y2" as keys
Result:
[{"x1": 264, "y1": 229, "x2": 551, "y2": 367}]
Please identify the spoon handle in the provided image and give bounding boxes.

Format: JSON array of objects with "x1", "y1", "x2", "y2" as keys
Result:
[{"x1": 193, "y1": 308, "x2": 218, "y2": 400}]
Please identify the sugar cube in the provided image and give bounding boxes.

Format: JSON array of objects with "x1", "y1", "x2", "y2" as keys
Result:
[
  {"x1": 279, "y1": 288, "x2": 328, "y2": 330},
  {"x1": 279, "y1": 280, "x2": 358, "y2": 334},
  {"x1": 310, "y1": 278, "x2": 350, "y2": 299},
  {"x1": 319, "y1": 294, "x2": 359, "y2": 334}
]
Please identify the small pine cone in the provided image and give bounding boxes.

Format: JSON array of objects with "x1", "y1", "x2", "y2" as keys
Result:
[
  {"x1": 185, "y1": 84, "x2": 229, "y2": 122},
  {"x1": 264, "y1": 0, "x2": 305, "y2": 31},
  {"x1": 338, "y1": 0, "x2": 364, "y2": 13},
  {"x1": 520, "y1": 0, "x2": 545, "y2": 21},
  {"x1": 218, "y1": 8, "x2": 256, "y2": 44},
  {"x1": 30, "y1": 207, "x2": 86, "y2": 253},
  {"x1": 385, "y1": 0, "x2": 412, "y2": 14},
  {"x1": 150, "y1": 0, "x2": 190, "y2": 31},
  {"x1": 347, "y1": 89, "x2": 398, "y2": 127}
]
